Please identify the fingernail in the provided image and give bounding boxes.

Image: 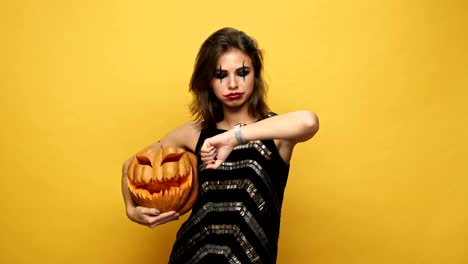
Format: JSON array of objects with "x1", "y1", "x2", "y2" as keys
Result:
[{"x1": 155, "y1": 209, "x2": 160, "y2": 215}]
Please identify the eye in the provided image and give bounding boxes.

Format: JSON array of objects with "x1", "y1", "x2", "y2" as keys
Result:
[
  {"x1": 215, "y1": 71, "x2": 227, "y2": 79},
  {"x1": 236, "y1": 69, "x2": 250, "y2": 77}
]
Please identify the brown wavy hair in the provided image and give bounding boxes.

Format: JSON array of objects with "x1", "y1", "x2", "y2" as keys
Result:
[{"x1": 189, "y1": 27, "x2": 270, "y2": 128}]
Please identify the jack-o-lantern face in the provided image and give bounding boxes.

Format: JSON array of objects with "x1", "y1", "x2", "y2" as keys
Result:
[{"x1": 127, "y1": 146, "x2": 198, "y2": 215}]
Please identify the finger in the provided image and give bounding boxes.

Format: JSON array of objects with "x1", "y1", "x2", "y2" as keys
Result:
[
  {"x1": 149, "y1": 212, "x2": 180, "y2": 228},
  {"x1": 148, "y1": 208, "x2": 160, "y2": 216},
  {"x1": 204, "y1": 164, "x2": 215, "y2": 169},
  {"x1": 206, "y1": 159, "x2": 223, "y2": 170},
  {"x1": 201, "y1": 150, "x2": 217, "y2": 162},
  {"x1": 138, "y1": 206, "x2": 161, "y2": 216},
  {"x1": 201, "y1": 147, "x2": 216, "y2": 155},
  {"x1": 201, "y1": 152, "x2": 216, "y2": 161},
  {"x1": 200, "y1": 155, "x2": 214, "y2": 161},
  {"x1": 201, "y1": 152, "x2": 216, "y2": 159},
  {"x1": 144, "y1": 211, "x2": 175, "y2": 226},
  {"x1": 200, "y1": 146, "x2": 214, "y2": 155},
  {"x1": 201, "y1": 140, "x2": 216, "y2": 152},
  {"x1": 155, "y1": 210, "x2": 176, "y2": 218},
  {"x1": 209, "y1": 148, "x2": 217, "y2": 156},
  {"x1": 202, "y1": 156, "x2": 217, "y2": 166},
  {"x1": 204, "y1": 161, "x2": 215, "y2": 169},
  {"x1": 200, "y1": 152, "x2": 212, "y2": 158}
]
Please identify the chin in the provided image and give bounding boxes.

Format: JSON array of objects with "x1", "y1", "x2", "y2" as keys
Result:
[{"x1": 224, "y1": 102, "x2": 247, "y2": 110}]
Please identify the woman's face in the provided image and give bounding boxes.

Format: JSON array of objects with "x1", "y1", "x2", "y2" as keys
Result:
[{"x1": 211, "y1": 49, "x2": 255, "y2": 110}]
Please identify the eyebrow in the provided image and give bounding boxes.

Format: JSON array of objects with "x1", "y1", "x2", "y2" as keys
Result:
[{"x1": 215, "y1": 66, "x2": 251, "y2": 72}]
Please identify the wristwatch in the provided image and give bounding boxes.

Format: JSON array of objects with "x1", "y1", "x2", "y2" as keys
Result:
[{"x1": 234, "y1": 123, "x2": 247, "y2": 144}]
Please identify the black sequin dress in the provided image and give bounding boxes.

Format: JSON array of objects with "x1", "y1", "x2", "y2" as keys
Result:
[{"x1": 169, "y1": 120, "x2": 290, "y2": 264}]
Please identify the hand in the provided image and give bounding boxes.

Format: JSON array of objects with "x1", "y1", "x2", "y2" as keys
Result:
[
  {"x1": 127, "y1": 206, "x2": 179, "y2": 228},
  {"x1": 200, "y1": 131, "x2": 237, "y2": 169}
]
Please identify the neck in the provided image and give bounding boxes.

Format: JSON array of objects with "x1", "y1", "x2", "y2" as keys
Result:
[{"x1": 218, "y1": 108, "x2": 258, "y2": 130}]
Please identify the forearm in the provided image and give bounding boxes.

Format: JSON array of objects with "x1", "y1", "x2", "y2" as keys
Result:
[
  {"x1": 121, "y1": 157, "x2": 137, "y2": 212},
  {"x1": 200, "y1": 110, "x2": 319, "y2": 169},
  {"x1": 241, "y1": 110, "x2": 319, "y2": 144}
]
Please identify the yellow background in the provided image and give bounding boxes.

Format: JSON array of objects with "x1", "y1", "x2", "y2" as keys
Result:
[{"x1": 1, "y1": 0, "x2": 467, "y2": 263}]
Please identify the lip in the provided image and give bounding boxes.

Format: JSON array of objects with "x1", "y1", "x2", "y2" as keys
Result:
[{"x1": 224, "y1": 93, "x2": 243, "y2": 100}]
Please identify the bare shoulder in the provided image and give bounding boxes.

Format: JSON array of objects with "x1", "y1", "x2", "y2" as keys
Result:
[{"x1": 160, "y1": 120, "x2": 202, "y2": 152}]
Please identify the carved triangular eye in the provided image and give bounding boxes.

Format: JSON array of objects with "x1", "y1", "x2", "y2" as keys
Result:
[
  {"x1": 136, "y1": 155, "x2": 152, "y2": 167},
  {"x1": 161, "y1": 152, "x2": 184, "y2": 164}
]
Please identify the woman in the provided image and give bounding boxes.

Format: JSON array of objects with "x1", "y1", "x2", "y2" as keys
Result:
[{"x1": 121, "y1": 27, "x2": 319, "y2": 264}]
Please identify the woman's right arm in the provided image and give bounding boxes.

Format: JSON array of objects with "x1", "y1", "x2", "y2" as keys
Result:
[{"x1": 121, "y1": 121, "x2": 200, "y2": 228}]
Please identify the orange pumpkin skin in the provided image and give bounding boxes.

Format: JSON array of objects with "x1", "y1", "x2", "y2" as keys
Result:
[{"x1": 127, "y1": 146, "x2": 198, "y2": 215}]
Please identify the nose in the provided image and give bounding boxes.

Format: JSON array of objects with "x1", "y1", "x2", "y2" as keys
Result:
[{"x1": 227, "y1": 74, "x2": 238, "y2": 89}]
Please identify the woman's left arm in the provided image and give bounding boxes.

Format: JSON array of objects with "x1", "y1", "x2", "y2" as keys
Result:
[
  {"x1": 201, "y1": 110, "x2": 319, "y2": 168},
  {"x1": 241, "y1": 110, "x2": 319, "y2": 143}
]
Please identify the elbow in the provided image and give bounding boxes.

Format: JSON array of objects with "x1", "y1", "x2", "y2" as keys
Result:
[{"x1": 301, "y1": 110, "x2": 319, "y2": 140}]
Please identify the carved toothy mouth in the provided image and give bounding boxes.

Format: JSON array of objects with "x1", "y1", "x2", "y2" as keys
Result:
[{"x1": 131, "y1": 152, "x2": 191, "y2": 193}]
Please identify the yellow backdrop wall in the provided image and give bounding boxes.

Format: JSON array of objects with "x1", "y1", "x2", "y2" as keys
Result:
[{"x1": 1, "y1": 0, "x2": 467, "y2": 263}]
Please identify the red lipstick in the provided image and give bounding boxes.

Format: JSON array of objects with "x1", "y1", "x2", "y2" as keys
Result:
[{"x1": 224, "y1": 93, "x2": 243, "y2": 100}]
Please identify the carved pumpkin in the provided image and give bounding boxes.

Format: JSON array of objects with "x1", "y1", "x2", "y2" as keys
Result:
[{"x1": 127, "y1": 146, "x2": 198, "y2": 215}]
